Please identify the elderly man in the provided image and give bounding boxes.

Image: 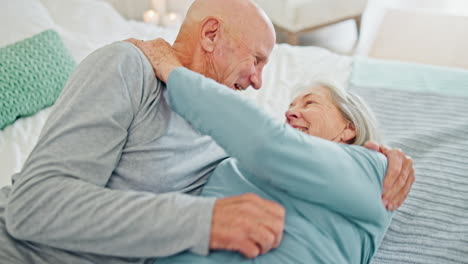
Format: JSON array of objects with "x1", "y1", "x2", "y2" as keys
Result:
[{"x1": 0, "y1": 0, "x2": 414, "y2": 263}]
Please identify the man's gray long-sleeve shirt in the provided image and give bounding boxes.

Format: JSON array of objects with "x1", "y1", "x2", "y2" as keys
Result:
[{"x1": 2, "y1": 42, "x2": 227, "y2": 262}]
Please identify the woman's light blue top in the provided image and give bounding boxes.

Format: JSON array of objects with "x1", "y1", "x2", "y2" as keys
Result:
[{"x1": 156, "y1": 67, "x2": 393, "y2": 264}]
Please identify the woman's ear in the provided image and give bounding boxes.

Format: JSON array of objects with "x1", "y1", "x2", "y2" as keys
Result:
[
  {"x1": 341, "y1": 121, "x2": 357, "y2": 144},
  {"x1": 200, "y1": 17, "x2": 220, "y2": 53}
]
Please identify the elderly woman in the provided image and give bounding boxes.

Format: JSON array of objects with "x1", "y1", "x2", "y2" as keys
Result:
[{"x1": 133, "y1": 42, "x2": 394, "y2": 263}]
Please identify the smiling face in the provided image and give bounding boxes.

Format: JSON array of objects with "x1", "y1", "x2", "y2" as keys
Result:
[
  {"x1": 211, "y1": 23, "x2": 274, "y2": 91},
  {"x1": 175, "y1": 0, "x2": 275, "y2": 91},
  {"x1": 286, "y1": 85, "x2": 357, "y2": 143}
]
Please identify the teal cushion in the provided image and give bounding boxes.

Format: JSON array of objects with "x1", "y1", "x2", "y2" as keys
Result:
[{"x1": 0, "y1": 30, "x2": 76, "y2": 130}]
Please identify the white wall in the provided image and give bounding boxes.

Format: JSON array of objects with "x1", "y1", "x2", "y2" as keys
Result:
[
  {"x1": 102, "y1": 0, "x2": 194, "y2": 20},
  {"x1": 168, "y1": 0, "x2": 195, "y2": 16}
]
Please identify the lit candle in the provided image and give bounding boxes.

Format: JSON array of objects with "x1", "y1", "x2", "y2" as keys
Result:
[
  {"x1": 152, "y1": 0, "x2": 166, "y2": 15},
  {"x1": 143, "y1": 9, "x2": 160, "y2": 25},
  {"x1": 162, "y1": 12, "x2": 182, "y2": 28}
]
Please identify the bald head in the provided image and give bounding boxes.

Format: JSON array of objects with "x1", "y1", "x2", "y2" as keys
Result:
[
  {"x1": 173, "y1": 0, "x2": 276, "y2": 90},
  {"x1": 183, "y1": 0, "x2": 274, "y2": 35}
]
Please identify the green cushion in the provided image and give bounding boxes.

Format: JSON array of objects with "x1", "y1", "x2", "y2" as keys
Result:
[
  {"x1": 0, "y1": 30, "x2": 76, "y2": 130},
  {"x1": 350, "y1": 56, "x2": 468, "y2": 96}
]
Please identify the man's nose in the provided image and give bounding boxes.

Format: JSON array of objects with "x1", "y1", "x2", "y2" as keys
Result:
[{"x1": 250, "y1": 67, "x2": 263, "y2": 90}]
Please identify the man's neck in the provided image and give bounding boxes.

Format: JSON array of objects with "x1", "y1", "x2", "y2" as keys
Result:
[{"x1": 173, "y1": 42, "x2": 216, "y2": 81}]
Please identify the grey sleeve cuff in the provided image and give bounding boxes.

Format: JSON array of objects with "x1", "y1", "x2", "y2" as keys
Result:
[{"x1": 189, "y1": 196, "x2": 216, "y2": 256}]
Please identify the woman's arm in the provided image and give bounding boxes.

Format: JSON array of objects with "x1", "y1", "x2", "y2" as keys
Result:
[{"x1": 167, "y1": 67, "x2": 390, "y2": 225}]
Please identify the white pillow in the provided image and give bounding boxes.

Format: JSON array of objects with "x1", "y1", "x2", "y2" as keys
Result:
[
  {"x1": 40, "y1": 0, "x2": 133, "y2": 61},
  {"x1": 0, "y1": 0, "x2": 57, "y2": 188},
  {"x1": 0, "y1": 108, "x2": 53, "y2": 188},
  {"x1": 40, "y1": 0, "x2": 178, "y2": 62},
  {"x1": 0, "y1": 0, "x2": 56, "y2": 47}
]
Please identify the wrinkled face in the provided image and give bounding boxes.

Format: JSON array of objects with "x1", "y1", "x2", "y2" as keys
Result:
[
  {"x1": 211, "y1": 22, "x2": 275, "y2": 91},
  {"x1": 286, "y1": 86, "x2": 351, "y2": 142}
]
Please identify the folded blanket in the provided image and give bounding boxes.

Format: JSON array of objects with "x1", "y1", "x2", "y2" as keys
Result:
[
  {"x1": 350, "y1": 57, "x2": 468, "y2": 264},
  {"x1": 351, "y1": 57, "x2": 468, "y2": 96},
  {"x1": 0, "y1": 30, "x2": 76, "y2": 130}
]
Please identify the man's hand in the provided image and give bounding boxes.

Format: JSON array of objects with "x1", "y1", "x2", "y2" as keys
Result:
[
  {"x1": 125, "y1": 38, "x2": 181, "y2": 83},
  {"x1": 210, "y1": 193, "x2": 285, "y2": 259},
  {"x1": 364, "y1": 141, "x2": 415, "y2": 211}
]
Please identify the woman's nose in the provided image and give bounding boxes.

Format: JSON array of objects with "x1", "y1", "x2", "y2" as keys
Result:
[{"x1": 285, "y1": 109, "x2": 301, "y2": 120}]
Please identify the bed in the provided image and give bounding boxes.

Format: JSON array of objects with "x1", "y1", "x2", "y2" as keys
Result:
[{"x1": 1, "y1": 0, "x2": 467, "y2": 263}]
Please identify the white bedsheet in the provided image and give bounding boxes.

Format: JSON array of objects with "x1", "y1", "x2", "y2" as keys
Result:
[{"x1": 0, "y1": 0, "x2": 352, "y2": 188}]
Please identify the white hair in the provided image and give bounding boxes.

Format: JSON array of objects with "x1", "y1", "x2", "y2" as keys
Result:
[{"x1": 290, "y1": 80, "x2": 381, "y2": 146}]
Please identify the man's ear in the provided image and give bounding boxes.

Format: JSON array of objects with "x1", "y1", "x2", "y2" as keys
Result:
[
  {"x1": 200, "y1": 17, "x2": 220, "y2": 53},
  {"x1": 341, "y1": 121, "x2": 357, "y2": 144}
]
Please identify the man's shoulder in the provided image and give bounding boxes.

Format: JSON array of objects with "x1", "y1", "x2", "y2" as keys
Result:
[
  {"x1": 90, "y1": 41, "x2": 147, "y2": 66},
  {"x1": 81, "y1": 41, "x2": 162, "y2": 88},
  {"x1": 68, "y1": 41, "x2": 164, "y2": 113}
]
